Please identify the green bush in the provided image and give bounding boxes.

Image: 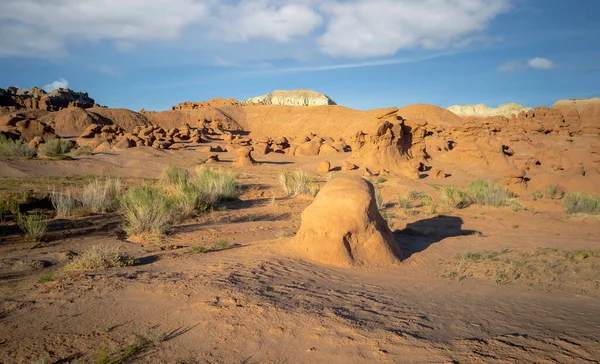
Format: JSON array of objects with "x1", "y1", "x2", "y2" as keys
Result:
[
  {"x1": 17, "y1": 213, "x2": 47, "y2": 240},
  {"x1": 563, "y1": 192, "x2": 600, "y2": 215},
  {"x1": 120, "y1": 186, "x2": 174, "y2": 243},
  {"x1": 38, "y1": 138, "x2": 73, "y2": 157},
  {"x1": 440, "y1": 185, "x2": 471, "y2": 208},
  {"x1": 65, "y1": 245, "x2": 135, "y2": 270},
  {"x1": 0, "y1": 135, "x2": 36, "y2": 158},
  {"x1": 468, "y1": 179, "x2": 512, "y2": 207}
]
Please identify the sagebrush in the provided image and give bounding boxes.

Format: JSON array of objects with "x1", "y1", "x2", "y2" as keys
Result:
[
  {"x1": 65, "y1": 245, "x2": 135, "y2": 270},
  {"x1": 0, "y1": 135, "x2": 36, "y2": 158}
]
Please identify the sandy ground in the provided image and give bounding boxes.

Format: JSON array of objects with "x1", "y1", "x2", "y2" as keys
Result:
[{"x1": 1, "y1": 146, "x2": 600, "y2": 363}]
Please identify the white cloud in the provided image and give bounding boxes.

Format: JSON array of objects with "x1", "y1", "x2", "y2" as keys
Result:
[
  {"x1": 527, "y1": 57, "x2": 556, "y2": 70},
  {"x1": 499, "y1": 57, "x2": 558, "y2": 73},
  {"x1": 0, "y1": 0, "x2": 208, "y2": 58},
  {"x1": 317, "y1": 0, "x2": 512, "y2": 58},
  {"x1": 210, "y1": 1, "x2": 323, "y2": 42},
  {"x1": 0, "y1": 0, "x2": 511, "y2": 60},
  {"x1": 43, "y1": 78, "x2": 69, "y2": 91}
]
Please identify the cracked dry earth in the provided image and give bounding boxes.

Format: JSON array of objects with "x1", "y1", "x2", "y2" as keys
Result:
[{"x1": 1, "y1": 149, "x2": 600, "y2": 363}]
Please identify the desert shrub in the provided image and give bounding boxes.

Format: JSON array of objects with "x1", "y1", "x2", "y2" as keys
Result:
[
  {"x1": 0, "y1": 196, "x2": 20, "y2": 221},
  {"x1": 69, "y1": 145, "x2": 93, "y2": 156},
  {"x1": 190, "y1": 245, "x2": 207, "y2": 254},
  {"x1": 468, "y1": 179, "x2": 513, "y2": 207},
  {"x1": 563, "y1": 192, "x2": 600, "y2": 215},
  {"x1": 397, "y1": 195, "x2": 410, "y2": 209},
  {"x1": 215, "y1": 240, "x2": 229, "y2": 249},
  {"x1": 0, "y1": 135, "x2": 36, "y2": 158},
  {"x1": 160, "y1": 165, "x2": 189, "y2": 187},
  {"x1": 65, "y1": 245, "x2": 135, "y2": 271},
  {"x1": 81, "y1": 178, "x2": 121, "y2": 214},
  {"x1": 50, "y1": 188, "x2": 80, "y2": 217},
  {"x1": 17, "y1": 213, "x2": 47, "y2": 240},
  {"x1": 440, "y1": 185, "x2": 471, "y2": 208},
  {"x1": 531, "y1": 190, "x2": 543, "y2": 201},
  {"x1": 172, "y1": 182, "x2": 210, "y2": 218},
  {"x1": 194, "y1": 166, "x2": 238, "y2": 202},
  {"x1": 38, "y1": 138, "x2": 73, "y2": 157},
  {"x1": 120, "y1": 186, "x2": 173, "y2": 243},
  {"x1": 279, "y1": 170, "x2": 314, "y2": 197},
  {"x1": 424, "y1": 201, "x2": 438, "y2": 215},
  {"x1": 546, "y1": 184, "x2": 563, "y2": 199}
]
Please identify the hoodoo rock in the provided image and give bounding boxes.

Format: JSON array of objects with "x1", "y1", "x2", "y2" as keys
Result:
[
  {"x1": 293, "y1": 176, "x2": 403, "y2": 268},
  {"x1": 232, "y1": 146, "x2": 257, "y2": 167}
]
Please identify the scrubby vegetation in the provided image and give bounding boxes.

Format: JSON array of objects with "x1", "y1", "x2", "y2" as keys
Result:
[
  {"x1": 0, "y1": 135, "x2": 36, "y2": 158},
  {"x1": 38, "y1": 138, "x2": 73, "y2": 157},
  {"x1": 120, "y1": 186, "x2": 173, "y2": 243},
  {"x1": 440, "y1": 185, "x2": 471, "y2": 208},
  {"x1": 468, "y1": 179, "x2": 512, "y2": 207},
  {"x1": 65, "y1": 245, "x2": 135, "y2": 271},
  {"x1": 81, "y1": 178, "x2": 121, "y2": 214},
  {"x1": 17, "y1": 213, "x2": 47, "y2": 241},
  {"x1": 50, "y1": 188, "x2": 80, "y2": 217},
  {"x1": 279, "y1": 170, "x2": 317, "y2": 197},
  {"x1": 563, "y1": 192, "x2": 600, "y2": 215},
  {"x1": 194, "y1": 166, "x2": 238, "y2": 203},
  {"x1": 160, "y1": 165, "x2": 189, "y2": 187}
]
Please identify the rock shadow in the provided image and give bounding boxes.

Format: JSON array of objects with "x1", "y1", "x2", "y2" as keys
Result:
[{"x1": 394, "y1": 215, "x2": 480, "y2": 259}]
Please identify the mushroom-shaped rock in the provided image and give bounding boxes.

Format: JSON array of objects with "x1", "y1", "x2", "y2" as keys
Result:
[
  {"x1": 232, "y1": 146, "x2": 257, "y2": 167},
  {"x1": 317, "y1": 160, "x2": 331, "y2": 174},
  {"x1": 293, "y1": 176, "x2": 403, "y2": 268}
]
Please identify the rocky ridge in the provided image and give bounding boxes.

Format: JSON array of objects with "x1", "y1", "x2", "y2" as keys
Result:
[
  {"x1": 0, "y1": 87, "x2": 97, "y2": 111},
  {"x1": 248, "y1": 89, "x2": 336, "y2": 106},
  {"x1": 448, "y1": 103, "x2": 532, "y2": 118}
]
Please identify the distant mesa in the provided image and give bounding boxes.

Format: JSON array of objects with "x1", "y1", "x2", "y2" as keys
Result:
[
  {"x1": 0, "y1": 86, "x2": 97, "y2": 111},
  {"x1": 247, "y1": 89, "x2": 337, "y2": 107},
  {"x1": 447, "y1": 103, "x2": 532, "y2": 118}
]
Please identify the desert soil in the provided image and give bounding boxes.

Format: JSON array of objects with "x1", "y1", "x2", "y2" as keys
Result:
[{"x1": 1, "y1": 146, "x2": 600, "y2": 364}]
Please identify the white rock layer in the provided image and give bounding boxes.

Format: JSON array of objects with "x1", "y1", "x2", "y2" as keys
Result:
[
  {"x1": 248, "y1": 89, "x2": 336, "y2": 106},
  {"x1": 447, "y1": 103, "x2": 532, "y2": 118}
]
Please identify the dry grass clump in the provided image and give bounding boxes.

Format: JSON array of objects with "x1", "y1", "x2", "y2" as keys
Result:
[
  {"x1": 120, "y1": 186, "x2": 173, "y2": 243},
  {"x1": 0, "y1": 135, "x2": 36, "y2": 158},
  {"x1": 440, "y1": 185, "x2": 471, "y2": 209},
  {"x1": 50, "y1": 188, "x2": 80, "y2": 217},
  {"x1": 563, "y1": 192, "x2": 600, "y2": 215},
  {"x1": 194, "y1": 165, "x2": 238, "y2": 202},
  {"x1": 65, "y1": 245, "x2": 135, "y2": 271},
  {"x1": 81, "y1": 178, "x2": 121, "y2": 214},
  {"x1": 160, "y1": 165, "x2": 189, "y2": 187},
  {"x1": 468, "y1": 179, "x2": 512, "y2": 207},
  {"x1": 17, "y1": 213, "x2": 47, "y2": 241},
  {"x1": 38, "y1": 138, "x2": 73, "y2": 157},
  {"x1": 279, "y1": 170, "x2": 317, "y2": 197}
]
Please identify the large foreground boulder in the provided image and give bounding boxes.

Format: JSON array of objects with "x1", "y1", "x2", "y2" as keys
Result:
[{"x1": 293, "y1": 176, "x2": 403, "y2": 268}]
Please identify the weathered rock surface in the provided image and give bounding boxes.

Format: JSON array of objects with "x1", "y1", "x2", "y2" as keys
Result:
[
  {"x1": 0, "y1": 87, "x2": 96, "y2": 111},
  {"x1": 293, "y1": 176, "x2": 403, "y2": 268},
  {"x1": 448, "y1": 103, "x2": 532, "y2": 118},
  {"x1": 248, "y1": 89, "x2": 336, "y2": 107}
]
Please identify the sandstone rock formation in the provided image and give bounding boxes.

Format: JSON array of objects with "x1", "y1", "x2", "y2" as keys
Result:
[
  {"x1": 293, "y1": 176, "x2": 403, "y2": 268},
  {"x1": 317, "y1": 160, "x2": 331, "y2": 174},
  {"x1": 448, "y1": 103, "x2": 532, "y2": 118},
  {"x1": 0, "y1": 87, "x2": 96, "y2": 111},
  {"x1": 232, "y1": 147, "x2": 256, "y2": 167},
  {"x1": 248, "y1": 89, "x2": 336, "y2": 107}
]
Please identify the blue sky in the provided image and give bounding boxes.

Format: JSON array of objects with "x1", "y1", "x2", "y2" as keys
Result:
[{"x1": 0, "y1": 0, "x2": 599, "y2": 111}]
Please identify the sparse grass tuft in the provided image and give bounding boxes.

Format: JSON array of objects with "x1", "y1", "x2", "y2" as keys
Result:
[
  {"x1": 194, "y1": 166, "x2": 238, "y2": 202},
  {"x1": 0, "y1": 135, "x2": 36, "y2": 158},
  {"x1": 531, "y1": 190, "x2": 543, "y2": 201},
  {"x1": 376, "y1": 177, "x2": 387, "y2": 184},
  {"x1": 65, "y1": 245, "x2": 135, "y2": 271},
  {"x1": 160, "y1": 165, "x2": 189, "y2": 187},
  {"x1": 563, "y1": 192, "x2": 600, "y2": 215},
  {"x1": 38, "y1": 138, "x2": 73, "y2": 157},
  {"x1": 468, "y1": 179, "x2": 512, "y2": 207},
  {"x1": 440, "y1": 185, "x2": 471, "y2": 209},
  {"x1": 39, "y1": 274, "x2": 54, "y2": 283},
  {"x1": 120, "y1": 186, "x2": 173, "y2": 243},
  {"x1": 190, "y1": 245, "x2": 207, "y2": 254},
  {"x1": 17, "y1": 213, "x2": 47, "y2": 241},
  {"x1": 546, "y1": 184, "x2": 561, "y2": 199},
  {"x1": 50, "y1": 188, "x2": 80, "y2": 217},
  {"x1": 375, "y1": 189, "x2": 385, "y2": 210},
  {"x1": 424, "y1": 201, "x2": 438, "y2": 215},
  {"x1": 81, "y1": 178, "x2": 121, "y2": 214},
  {"x1": 69, "y1": 145, "x2": 94, "y2": 156},
  {"x1": 397, "y1": 196, "x2": 410, "y2": 209},
  {"x1": 215, "y1": 240, "x2": 229, "y2": 249},
  {"x1": 279, "y1": 170, "x2": 315, "y2": 197}
]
